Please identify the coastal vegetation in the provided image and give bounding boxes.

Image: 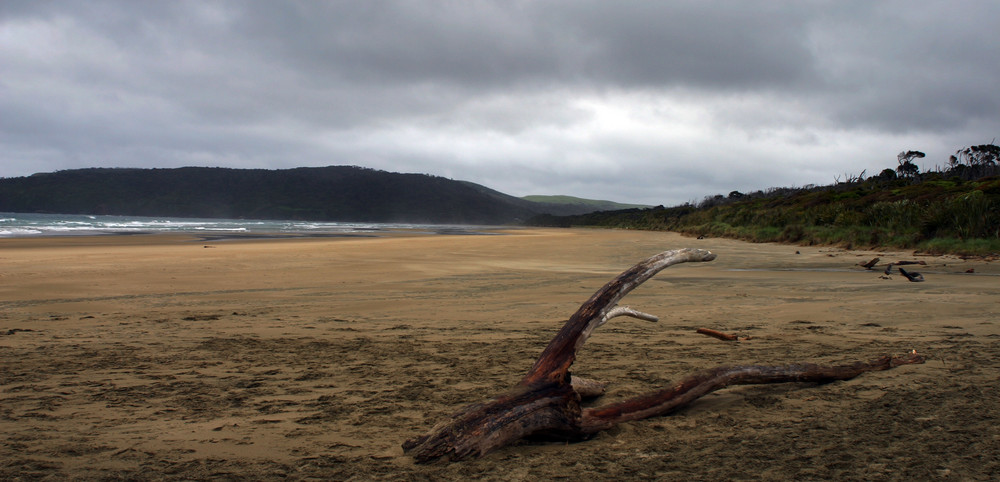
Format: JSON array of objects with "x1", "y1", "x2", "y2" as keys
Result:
[
  {"x1": 527, "y1": 143, "x2": 1000, "y2": 256},
  {"x1": 520, "y1": 195, "x2": 650, "y2": 211}
]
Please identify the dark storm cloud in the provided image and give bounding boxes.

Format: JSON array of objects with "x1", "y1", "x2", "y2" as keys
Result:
[
  {"x1": 230, "y1": 2, "x2": 816, "y2": 89},
  {"x1": 2, "y1": 1, "x2": 999, "y2": 205},
  {"x1": 803, "y1": 2, "x2": 1000, "y2": 133}
]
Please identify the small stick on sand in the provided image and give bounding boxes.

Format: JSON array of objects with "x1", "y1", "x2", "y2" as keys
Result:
[{"x1": 696, "y1": 327, "x2": 739, "y2": 341}]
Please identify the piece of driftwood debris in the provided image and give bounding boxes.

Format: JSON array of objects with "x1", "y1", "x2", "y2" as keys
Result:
[
  {"x1": 899, "y1": 267, "x2": 925, "y2": 282},
  {"x1": 401, "y1": 248, "x2": 926, "y2": 463},
  {"x1": 859, "y1": 257, "x2": 880, "y2": 269},
  {"x1": 3, "y1": 328, "x2": 36, "y2": 336},
  {"x1": 696, "y1": 327, "x2": 739, "y2": 341}
]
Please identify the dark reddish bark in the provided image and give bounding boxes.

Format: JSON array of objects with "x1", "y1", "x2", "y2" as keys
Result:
[
  {"x1": 579, "y1": 353, "x2": 924, "y2": 433},
  {"x1": 402, "y1": 249, "x2": 926, "y2": 463},
  {"x1": 860, "y1": 257, "x2": 880, "y2": 269},
  {"x1": 696, "y1": 327, "x2": 739, "y2": 341}
]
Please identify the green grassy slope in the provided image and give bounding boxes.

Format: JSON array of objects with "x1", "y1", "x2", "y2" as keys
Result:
[
  {"x1": 521, "y1": 195, "x2": 651, "y2": 211},
  {"x1": 527, "y1": 174, "x2": 1000, "y2": 256}
]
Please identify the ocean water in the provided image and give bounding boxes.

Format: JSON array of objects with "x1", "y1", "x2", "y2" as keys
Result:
[{"x1": 0, "y1": 212, "x2": 497, "y2": 238}]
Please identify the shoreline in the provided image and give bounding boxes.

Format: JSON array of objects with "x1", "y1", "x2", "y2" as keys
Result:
[
  {"x1": 0, "y1": 225, "x2": 523, "y2": 248},
  {"x1": 4, "y1": 211, "x2": 996, "y2": 261},
  {"x1": 0, "y1": 211, "x2": 517, "y2": 240}
]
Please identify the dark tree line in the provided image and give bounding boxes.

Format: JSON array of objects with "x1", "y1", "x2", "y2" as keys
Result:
[
  {"x1": 0, "y1": 166, "x2": 554, "y2": 224},
  {"x1": 692, "y1": 140, "x2": 1000, "y2": 210}
]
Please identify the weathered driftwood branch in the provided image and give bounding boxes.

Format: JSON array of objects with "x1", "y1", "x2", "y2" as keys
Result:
[
  {"x1": 859, "y1": 257, "x2": 880, "y2": 269},
  {"x1": 402, "y1": 248, "x2": 925, "y2": 463},
  {"x1": 696, "y1": 327, "x2": 739, "y2": 341},
  {"x1": 899, "y1": 267, "x2": 925, "y2": 282},
  {"x1": 578, "y1": 353, "x2": 922, "y2": 433}
]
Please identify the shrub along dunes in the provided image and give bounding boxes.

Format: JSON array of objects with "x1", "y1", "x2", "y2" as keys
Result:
[
  {"x1": 529, "y1": 174, "x2": 1000, "y2": 257},
  {"x1": 1, "y1": 229, "x2": 997, "y2": 479}
]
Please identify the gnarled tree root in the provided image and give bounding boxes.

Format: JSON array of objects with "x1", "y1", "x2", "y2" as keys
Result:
[{"x1": 402, "y1": 248, "x2": 926, "y2": 463}]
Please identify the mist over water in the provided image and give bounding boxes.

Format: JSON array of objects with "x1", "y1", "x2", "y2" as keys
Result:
[{"x1": 0, "y1": 212, "x2": 496, "y2": 238}]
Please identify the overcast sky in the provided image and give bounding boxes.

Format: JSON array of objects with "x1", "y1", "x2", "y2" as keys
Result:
[{"x1": 3, "y1": 1, "x2": 998, "y2": 206}]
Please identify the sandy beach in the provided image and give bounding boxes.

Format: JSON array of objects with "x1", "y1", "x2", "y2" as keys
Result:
[{"x1": 2, "y1": 228, "x2": 997, "y2": 480}]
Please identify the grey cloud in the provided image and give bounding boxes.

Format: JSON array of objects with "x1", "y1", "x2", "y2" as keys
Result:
[
  {"x1": 2, "y1": 1, "x2": 999, "y2": 206},
  {"x1": 230, "y1": 1, "x2": 818, "y2": 92},
  {"x1": 804, "y1": 1, "x2": 1000, "y2": 132}
]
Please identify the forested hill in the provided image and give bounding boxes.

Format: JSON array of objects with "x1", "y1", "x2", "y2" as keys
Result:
[{"x1": 0, "y1": 166, "x2": 607, "y2": 224}]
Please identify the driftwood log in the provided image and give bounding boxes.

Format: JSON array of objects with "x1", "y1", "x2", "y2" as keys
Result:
[
  {"x1": 898, "y1": 267, "x2": 926, "y2": 282},
  {"x1": 859, "y1": 257, "x2": 880, "y2": 269},
  {"x1": 402, "y1": 248, "x2": 925, "y2": 463},
  {"x1": 695, "y1": 327, "x2": 740, "y2": 341}
]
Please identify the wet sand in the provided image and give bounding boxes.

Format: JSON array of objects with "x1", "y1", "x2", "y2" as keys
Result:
[{"x1": 1, "y1": 228, "x2": 997, "y2": 480}]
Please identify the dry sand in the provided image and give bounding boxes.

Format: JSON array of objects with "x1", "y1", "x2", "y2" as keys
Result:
[{"x1": 1, "y1": 228, "x2": 997, "y2": 480}]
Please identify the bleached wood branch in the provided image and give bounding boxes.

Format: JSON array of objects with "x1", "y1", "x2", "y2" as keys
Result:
[{"x1": 600, "y1": 305, "x2": 659, "y2": 326}]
